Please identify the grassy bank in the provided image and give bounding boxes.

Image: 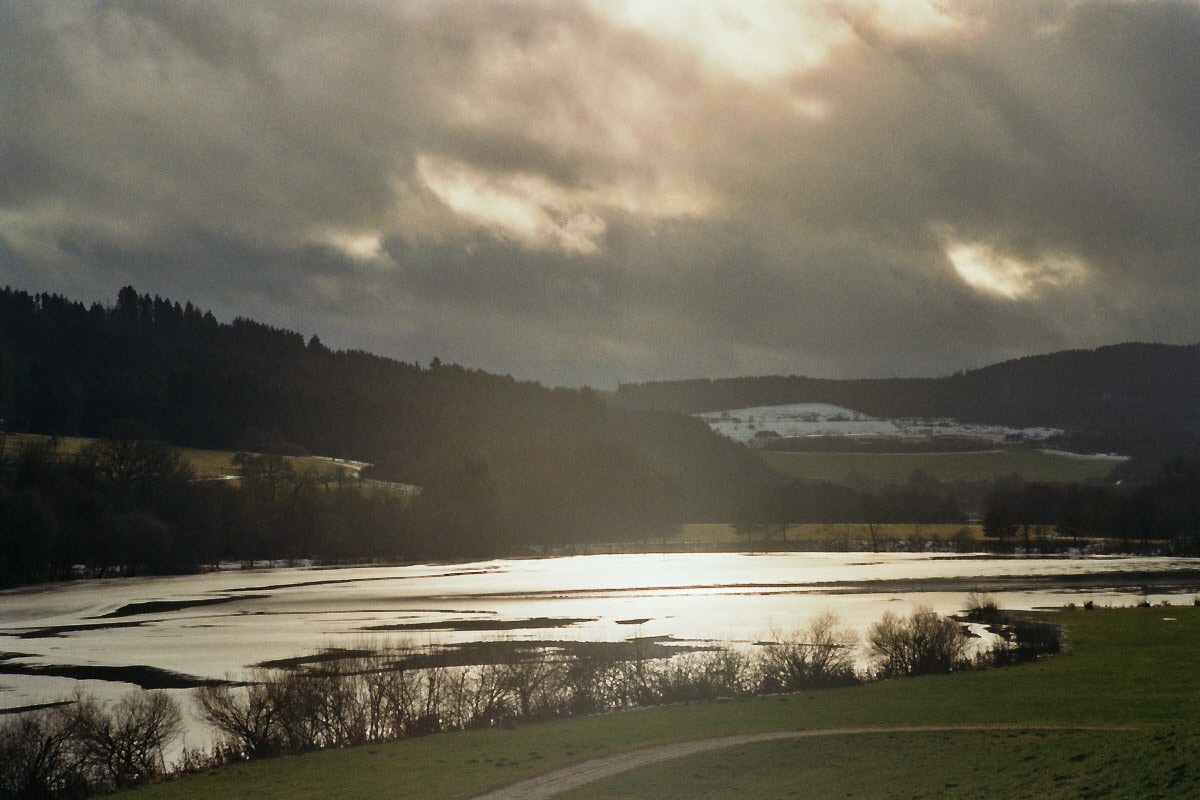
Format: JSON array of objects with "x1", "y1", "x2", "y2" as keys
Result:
[
  {"x1": 760, "y1": 448, "x2": 1121, "y2": 481},
  {"x1": 124, "y1": 606, "x2": 1200, "y2": 799}
]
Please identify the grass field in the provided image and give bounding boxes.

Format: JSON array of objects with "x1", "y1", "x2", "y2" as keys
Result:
[
  {"x1": 560, "y1": 728, "x2": 1196, "y2": 800},
  {"x1": 123, "y1": 606, "x2": 1200, "y2": 799},
  {"x1": 672, "y1": 522, "x2": 984, "y2": 545},
  {"x1": 760, "y1": 448, "x2": 1122, "y2": 482},
  {"x1": 2, "y1": 433, "x2": 362, "y2": 480}
]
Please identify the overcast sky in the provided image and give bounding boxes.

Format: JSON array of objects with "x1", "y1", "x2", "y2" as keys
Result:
[{"x1": 3, "y1": 1, "x2": 1199, "y2": 387}]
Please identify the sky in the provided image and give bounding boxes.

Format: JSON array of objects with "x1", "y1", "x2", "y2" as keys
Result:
[{"x1": 2, "y1": 0, "x2": 1199, "y2": 388}]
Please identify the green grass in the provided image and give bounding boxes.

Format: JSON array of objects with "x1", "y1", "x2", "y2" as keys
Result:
[
  {"x1": 561, "y1": 729, "x2": 1200, "y2": 800},
  {"x1": 124, "y1": 607, "x2": 1200, "y2": 799},
  {"x1": 760, "y1": 448, "x2": 1121, "y2": 481}
]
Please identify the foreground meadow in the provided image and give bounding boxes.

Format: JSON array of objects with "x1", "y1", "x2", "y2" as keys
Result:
[{"x1": 122, "y1": 606, "x2": 1200, "y2": 799}]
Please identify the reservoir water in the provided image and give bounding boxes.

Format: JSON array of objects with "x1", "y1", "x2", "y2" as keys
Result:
[{"x1": 3, "y1": 552, "x2": 1199, "y2": 747}]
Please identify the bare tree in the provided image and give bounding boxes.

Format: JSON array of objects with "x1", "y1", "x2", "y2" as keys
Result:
[
  {"x1": 196, "y1": 677, "x2": 284, "y2": 759},
  {"x1": 498, "y1": 650, "x2": 561, "y2": 719},
  {"x1": 864, "y1": 521, "x2": 884, "y2": 552},
  {"x1": 69, "y1": 691, "x2": 182, "y2": 789},
  {"x1": 867, "y1": 606, "x2": 968, "y2": 679},
  {"x1": 758, "y1": 612, "x2": 859, "y2": 691},
  {"x1": 0, "y1": 706, "x2": 84, "y2": 800}
]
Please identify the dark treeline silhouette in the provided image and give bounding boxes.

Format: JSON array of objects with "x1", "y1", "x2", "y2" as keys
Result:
[
  {"x1": 0, "y1": 438, "x2": 428, "y2": 584},
  {"x1": 0, "y1": 286, "x2": 776, "y2": 575},
  {"x1": 616, "y1": 344, "x2": 1200, "y2": 462},
  {"x1": 0, "y1": 432, "x2": 978, "y2": 585},
  {"x1": 980, "y1": 458, "x2": 1200, "y2": 552},
  {"x1": 766, "y1": 471, "x2": 961, "y2": 526}
]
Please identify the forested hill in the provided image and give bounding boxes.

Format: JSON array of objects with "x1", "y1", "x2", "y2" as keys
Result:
[
  {"x1": 616, "y1": 344, "x2": 1200, "y2": 440},
  {"x1": 0, "y1": 287, "x2": 772, "y2": 537}
]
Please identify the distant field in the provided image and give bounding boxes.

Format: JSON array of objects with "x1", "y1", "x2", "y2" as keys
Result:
[
  {"x1": 673, "y1": 522, "x2": 984, "y2": 545},
  {"x1": 2, "y1": 433, "x2": 364, "y2": 480},
  {"x1": 760, "y1": 448, "x2": 1122, "y2": 482}
]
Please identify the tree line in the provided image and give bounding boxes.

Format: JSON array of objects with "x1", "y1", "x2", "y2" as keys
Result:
[
  {"x1": 0, "y1": 425, "x2": 711, "y2": 585},
  {"x1": 763, "y1": 471, "x2": 962, "y2": 527},
  {"x1": 0, "y1": 286, "x2": 776, "y2": 575},
  {"x1": 981, "y1": 458, "x2": 1200, "y2": 553},
  {"x1": 0, "y1": 436, "x2": 408, "y2": 584}
]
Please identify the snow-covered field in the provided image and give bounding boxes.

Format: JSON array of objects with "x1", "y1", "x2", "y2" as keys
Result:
[{"x1": 698, "y1": 403, "x2": 1062, "y2": 445}]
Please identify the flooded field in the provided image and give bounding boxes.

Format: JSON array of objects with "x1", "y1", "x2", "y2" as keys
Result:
[{"x1": 3, "y1": 552, "x2": 1199, "y2": 745}]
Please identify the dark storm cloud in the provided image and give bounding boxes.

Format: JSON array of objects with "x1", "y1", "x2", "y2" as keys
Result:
[{"x1": 2, "y1": 0, "x2": 1200, "y2": 387}]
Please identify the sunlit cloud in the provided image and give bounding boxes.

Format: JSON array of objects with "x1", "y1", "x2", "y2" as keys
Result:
[
  {"x1": 323, "y1": 231, "x2": 385, "y2": 261},
  {"x1": 593, "y1": 0, "x2": 843, "y2": 81},
  {"x1": 2, "y1": 0, "x2": 1199, "y2": 385},
  {"x1": 789, "y1": 96, "x2": 833, "y2": 120},
  {"x1": 947, "y1": 241, "x2": 1089, "y2": 300},
  {"x1": 595, "y1": 0, "x2": 967, "y2": 84},
  {"x1": 416, "y1": 154, "x2": 716, "y2": 254},
  {"x1": 839, "y1": 0, "x2": 966, "y2": 39}
]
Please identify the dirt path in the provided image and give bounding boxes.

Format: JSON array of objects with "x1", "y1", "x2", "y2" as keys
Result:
[{"x1": 470, "y1": 724, "x2": 1133, "y2": 800}]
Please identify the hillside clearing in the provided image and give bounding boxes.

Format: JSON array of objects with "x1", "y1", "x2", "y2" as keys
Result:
[{"x1": 2, "y1": 433, "x2": 366, "y2": 480}]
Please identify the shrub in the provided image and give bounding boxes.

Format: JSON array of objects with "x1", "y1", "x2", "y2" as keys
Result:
[
  {"x1": 68, "y1": 691, "x2": 182, "y2": 789},
  {"x1": 985, "y1": 618, "x2": 1062, "y2": 666},
  {"x1": 0, "y1": 706, "x2": 85, "y2": 800},
  {"x1": 649, "y1": 649, "x2": 753, "y2": 703},
  {"x1": 963, "y1": 591, "x2": 1001, "y2": 622},
  {"x1": 867, "y1": 606, "x2": 969, "y2": 679},
  {"x1": 0, "y1": 691, "x2": 182, "y2": 799},
  {"x1": 757, "y1": 612, "x2": 859, "y2": 692},
  {"x1": 195, "y1": 676, "x2": 286, "y2": 759}
]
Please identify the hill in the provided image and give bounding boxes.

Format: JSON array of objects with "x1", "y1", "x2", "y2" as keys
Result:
[
  {"x1": 616, "y1": 343, "x2": 1200, "y2": 460},
  {"x1": 0, "y1": 287, "x2": 773, "y2": 553}
]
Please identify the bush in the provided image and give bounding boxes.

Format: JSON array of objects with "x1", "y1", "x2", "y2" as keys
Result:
[
  {"x1": 757, "y1": 612, "x2": 860, "y2": 691},
  {"x1": 982, "y1": 617, "x2": 1062, "y2": 667},
  {"x1": 963, "y1": 591, "x2": 1002, "y2": 622},
  {"x1": 867, "y1": 606, "x2": 969, "y2": 678},
  {"x1": 68, "y1": 691, "x2": 182, "y2": 789},
  {"x1": 636, "y1": 649, "x2": 753, "y2": 704},
  {"x1": 195, "y1": 676, "x2": 287, "y2": 759},
  {"x1": 0, "y1": 706, "x2": 85, "y2": 800},
  {"x1": 0, "y1": 690, "x2": 181, "y2": 800}
]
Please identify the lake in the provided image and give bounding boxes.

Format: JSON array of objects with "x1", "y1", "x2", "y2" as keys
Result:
[{"x1": 3, "y1": 552, "x2": 1199, "y2": 746}]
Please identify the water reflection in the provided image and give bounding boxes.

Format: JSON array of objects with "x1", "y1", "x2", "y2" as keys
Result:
[{"x1": 1, "y1": 552, "x2": 1198, "y2": 718}]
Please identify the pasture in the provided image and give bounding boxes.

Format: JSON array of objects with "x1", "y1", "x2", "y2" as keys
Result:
[{"x1": 759, "y1": 448, "x2": 1122, "y2": 482}]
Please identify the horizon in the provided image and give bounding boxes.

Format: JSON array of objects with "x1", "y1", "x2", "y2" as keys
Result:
[
  {"x1": 16, "y1": 282, "x2": 1200, "y2": 393},
  {"x1": 4, "y1": 1, "x2": 1200, "y2": 387}
]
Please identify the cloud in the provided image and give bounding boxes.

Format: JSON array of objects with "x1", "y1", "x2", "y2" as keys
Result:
[{"x1": 2, "y1": 0, "x2": 1200, "y2": 386}]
